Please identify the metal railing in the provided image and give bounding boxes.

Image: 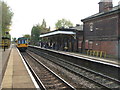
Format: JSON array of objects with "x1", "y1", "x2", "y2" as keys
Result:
[{"x1": 87, "y1": 50, "x2": 107, "y2": 58}]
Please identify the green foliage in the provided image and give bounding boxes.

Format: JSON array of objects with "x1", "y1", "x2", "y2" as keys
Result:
[
  {"x1": 40, "y1": 19, "x2": 50, "y2": 33},
  {"x1": 0, "y1": 2, "x2": 1, "y2": 43},
  {"x1": 1, "y1": 1, "x2": 13, "y2": 36},
  {"x1": 23, "y1": 34, "x2": 31, "y2": 43},
  {"x1": 41, "y1": 19, "x2": 46, "y2": 28},
  {"x1": 30, "y1": 19, "x2": 50, "y2": 45},
  {"x1": 31, "y1": 25, "x2": 40, "y2": 45},
  {"x1": 55, "y1": 18, "x2": 73, "y2": 29},
  {"x1": 23, "y1": 34, "x2": 31, "y2": 39}
]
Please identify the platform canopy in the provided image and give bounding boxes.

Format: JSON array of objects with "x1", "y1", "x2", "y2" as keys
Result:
[{"x1": 40, "y1": 31, "x2": 76, "y2": 38}]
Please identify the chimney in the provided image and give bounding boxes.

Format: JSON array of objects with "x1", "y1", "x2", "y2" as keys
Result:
[
  {"x1": 99, "y1": 0, "x2": 113, "y2": 13},
  {"x1": 118, "y1": 1, "x2": 120, "y2": 8}
]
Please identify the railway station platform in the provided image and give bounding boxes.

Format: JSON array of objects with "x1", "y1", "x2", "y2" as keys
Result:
[
  {"x1": 1, "y1": 45, "x2": 37, "y2": 89},
  {"x1": 60, "y1": 51, "x2": 120, "y2": 65},
  {"x1": 0, "y1": 45, "x2": 12, "y2": 86},
  {"x1": 31, "y1": 45, "x2": 120, "y2": 66}
]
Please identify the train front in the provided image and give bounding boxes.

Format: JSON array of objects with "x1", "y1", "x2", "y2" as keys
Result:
[{"x1": 17, "y1": 37, "x2": 28, "y2": 51}]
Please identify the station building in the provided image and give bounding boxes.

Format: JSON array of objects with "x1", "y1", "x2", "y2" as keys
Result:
[
  {"x1": 81, "y1": 0, "x2": 120, "y2": 59},
  {"x1": 40, "y1": 25, "x2": 83, "y2": 52}
]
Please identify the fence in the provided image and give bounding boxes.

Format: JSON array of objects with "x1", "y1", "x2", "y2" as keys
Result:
[{"x1": 87, "y1": 50, "x2": 106, "y2": 58}]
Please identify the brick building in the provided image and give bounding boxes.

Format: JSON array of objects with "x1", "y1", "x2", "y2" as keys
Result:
[{"x1": 81, "y1": 0, "x2": 120, "y2": 59}]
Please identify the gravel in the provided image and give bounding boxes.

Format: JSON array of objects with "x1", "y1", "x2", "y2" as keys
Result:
[{"x1": 27, "y1": 50, "x2": 101, "y2": 89}]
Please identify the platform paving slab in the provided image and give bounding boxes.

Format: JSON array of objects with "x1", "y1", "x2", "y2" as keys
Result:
[
  {"x1": 0, "y1": 46, "x2": 11, "y2": 86},
  {"x1": 1, "y1": 46, "x2": 36, "y2": 89}
]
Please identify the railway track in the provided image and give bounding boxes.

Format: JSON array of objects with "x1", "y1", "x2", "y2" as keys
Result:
[
  {"x1": 21, "y1": 52, "x2": 75, "y2": 90},
  {"x1": 27, "y1": 47, "x2": 120, "y2": 90}
]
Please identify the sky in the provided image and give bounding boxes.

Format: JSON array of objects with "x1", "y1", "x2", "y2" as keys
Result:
[{"x1": 4, "y1": 0, "x2": 119, "y2": 38}]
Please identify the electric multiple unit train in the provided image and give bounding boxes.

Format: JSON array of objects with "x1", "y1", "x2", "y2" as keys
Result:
[{"x1": 16, "y1": 37, "x2": 28, "y2": 51}]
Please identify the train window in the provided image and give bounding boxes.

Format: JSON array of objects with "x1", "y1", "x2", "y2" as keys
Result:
[
  {"x1": 18, "y1": 40, "x2": 21, "y2": 44},
  {"x1": 25, "y1": 40, "x2": 27, "y2": 43},
  {"x1": 24, "y1": 40, "x2": 26, "y2": 44},
  {"x1": 22, "y1": 40, "x2": 26, "y2": 44},
  {"x1": 18, "y1": 38, "x2": 28, "y2": 44},
  {"x1": 22, "y1": 40, "x2": 24, "y2": 44}
]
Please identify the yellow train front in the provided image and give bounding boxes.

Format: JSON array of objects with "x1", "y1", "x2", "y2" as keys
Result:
[{"x1": 17, "y1": 37, "x2": 28, "y2": 51}]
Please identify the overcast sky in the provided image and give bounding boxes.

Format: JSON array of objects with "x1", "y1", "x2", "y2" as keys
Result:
[{"x1": 4, "y1": 0, "x2": 119, "y2": 38}]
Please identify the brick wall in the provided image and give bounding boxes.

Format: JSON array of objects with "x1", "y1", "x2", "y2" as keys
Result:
[
  {"x1": 84, "y1": 14, "x2": 118, "y2": 40},
  {"x1": 93, "y1": 41, "x2": 118, "y2": 57}
]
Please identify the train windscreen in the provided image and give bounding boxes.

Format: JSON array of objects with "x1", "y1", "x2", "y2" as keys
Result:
[{"x1": 18, "y1": 39, "x2": 27, "y2": 44}]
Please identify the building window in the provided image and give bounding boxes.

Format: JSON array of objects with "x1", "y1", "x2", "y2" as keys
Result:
[
  {"x1": 85, "y1": 40, "x2": 89, "y2": 49},
  {"x1": 78, "y1": 41, "x2": 82, "y2": 49},
  {"x1": 89, "y1": 23, "x2": 93, "y2": 31},
  {"x1": 89, "y1": 41, "x2": 93, "y2": 49}
]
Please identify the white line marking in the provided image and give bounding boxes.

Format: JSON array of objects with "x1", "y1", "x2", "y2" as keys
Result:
[{"x1": 17, "y1": 48, "x2": 39, "y2": 89}]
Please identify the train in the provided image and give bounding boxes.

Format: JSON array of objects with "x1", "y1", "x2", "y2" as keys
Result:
[{"x1": 16, "y1": 37, "x2": 28, "y2": 51}]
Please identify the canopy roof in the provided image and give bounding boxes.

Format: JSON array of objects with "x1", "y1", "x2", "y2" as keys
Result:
[
  {"x1": 40, "y1": 31, "x2": 76, "y2": 38},
  {"x1": 18, "y1": 37, "x2": 27, "y2": 40}
]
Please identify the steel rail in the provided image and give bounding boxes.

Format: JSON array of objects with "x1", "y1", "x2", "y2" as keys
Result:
[
  {"x1": 27, "y1": 48, "x2": 120, "y2": 90},
  {"x1": 22, "y1": 52, "x2": 76, "y2": 90},
  {"x1": 21, "y1": 52, "x2": 46, "y2": 90}
]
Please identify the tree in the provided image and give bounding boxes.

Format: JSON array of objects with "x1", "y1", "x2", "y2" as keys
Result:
[
  {"x1": 30, "y1": 19, "x2": 50, "y2": 45},
  {"x1": 1, "y1": 1, "x2": 13, "y2": 36},
  {"x1": 40, "y1": 19, "x2": 50, "y2": 33},
  {"x1": 23, "y1": 34, "x2": 31, "y2": 39},
  {"x1": 31, "y1": 25, "x2": 40, "y2": 45},
  {"x1": 55, "y1": 18, "x2": 73, "y2": 29},
  {"x1": 23, "y1": 34, "x2": 31, "y2": 44},
  {"x1": 41, "y1": 19, "x2": 46, "y2": 28}
]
